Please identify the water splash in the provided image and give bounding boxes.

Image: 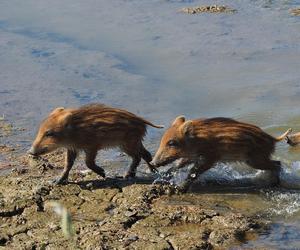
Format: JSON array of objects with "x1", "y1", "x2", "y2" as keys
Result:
[
  {"x1": 152, "y1": 169, "x2": 177, "y2": 186},
  {"x1": 259, "y1": 162, "x2": 300, "y2": 217},
  {"x1": 280, "y1": 161, "x2": 300, "y2": 189},
  {"x1": 264, "y1": 189, "x2": 300, "y2": 216},
  {"x1": 153, "y1": 160, "x2": 300, "y2": 189},
  {"x1": 199, "y1": 162, "x2": 257, "y2": 185}
]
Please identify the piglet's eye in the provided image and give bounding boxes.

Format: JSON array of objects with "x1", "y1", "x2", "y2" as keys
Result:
[
  {"x1": 45, "y1": 130, "x2": 56, "y2": 137},
  {"x1": 167, "y1": 140, "x2": 179, "y2": 147}
]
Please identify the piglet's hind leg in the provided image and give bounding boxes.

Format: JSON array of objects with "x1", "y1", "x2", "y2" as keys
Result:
[{"x1": 85, "y1": 149, "x2": 106, "y2": 178}]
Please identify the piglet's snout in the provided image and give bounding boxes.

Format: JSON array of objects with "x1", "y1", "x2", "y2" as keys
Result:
[
  {"x1": 27, "y1": 146, "x2": 37, "y2": 156},
  {"x1": 150, "y1": 154, "x2": 161, "y2": 167},
  {"x1": 150, "y1": 155, "x2": 160, "y2": 166},
  {"x1": 27, "y1": 145, "x2": 46, "y2": 156},
  {"x1": 150, "y1": 160, "x2": 156, "y2": 166}
]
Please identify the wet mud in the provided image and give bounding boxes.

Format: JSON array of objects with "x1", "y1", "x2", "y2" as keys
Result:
[{"x1": 0, "y1": 150, "x2": 264, "y2": 249}]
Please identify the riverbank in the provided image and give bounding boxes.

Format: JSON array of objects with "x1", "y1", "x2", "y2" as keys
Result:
[{"x1": 0, "y1": 150, "x2": 264, "y2": 249}]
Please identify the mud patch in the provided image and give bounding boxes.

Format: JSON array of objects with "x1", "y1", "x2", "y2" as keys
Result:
[
  {"x1": 290, "y1": 8, "x2": 300, "y2": 16},
  {"x1": 179, "y1": 5, "x2": 236, "y2": 14}
]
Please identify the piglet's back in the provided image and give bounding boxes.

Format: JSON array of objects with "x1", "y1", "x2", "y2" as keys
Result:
[
  {"x1": 65, "y1": 104, "x2": 152, "y2": 147},
  {"x1": 191, "y1": 117, "x2": 275, "y2": 151}
]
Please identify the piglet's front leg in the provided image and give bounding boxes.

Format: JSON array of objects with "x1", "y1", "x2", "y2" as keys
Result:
[
  {"x1": 176, "y1": 159, "x2": 215, "y2": 193},
  {"x1": 54, "y1": 149, "x2": 77, "y2": 185}
]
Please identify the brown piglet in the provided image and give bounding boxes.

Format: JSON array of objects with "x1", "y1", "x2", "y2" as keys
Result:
[
  {"x1": 28, "y1": 103, "x2": 163, "y2": 184},
  {"x1": 151, "y1": 116, "x2": 291, "y2": 192}
]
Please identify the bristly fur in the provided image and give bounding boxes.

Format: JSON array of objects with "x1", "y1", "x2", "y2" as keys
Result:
[
  {"x1": 65, "y1": 103, "x2": 162, "y2": 148},
  {"x1": 30, "y1": 103, "x2": 162, "y2": 182},
  {"x1": 152, "y1": 116, "x2": 291, "y2": 192},
  {"x1": 191, "y1": 117, "x2": 277, "y2": 156}
]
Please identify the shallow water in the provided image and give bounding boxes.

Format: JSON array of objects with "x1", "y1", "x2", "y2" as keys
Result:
[
  {"x1": 1, "y1": 0, "x2": 300, "y2": 248},
  {"x1": 156, "y1": 162, "x2": 300, "y2": 248}
]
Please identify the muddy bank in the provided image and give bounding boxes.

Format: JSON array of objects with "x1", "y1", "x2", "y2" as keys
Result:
[{"x1": 0, "y1": 150, "x2": 266, "y2": 250}]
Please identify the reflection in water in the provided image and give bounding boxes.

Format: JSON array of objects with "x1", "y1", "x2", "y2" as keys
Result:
[{"x1": 244, "y1": 222, "x2": 300, "y2": 249}]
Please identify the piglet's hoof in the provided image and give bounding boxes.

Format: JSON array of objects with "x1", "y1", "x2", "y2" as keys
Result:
[
  {"x1": 149, "y1": 166, "x2": 159, "y2": 174},
  {"x1": 52, "y1": 177, "x2": 68, "y2": 185},
  {"x1": 123, "y1": 172, "x2": 136, "y2": 180},
  {"x1": 99, "y1": 171, "x2": 106, "y2": 178},
  {"x1": 92, "y1": 167, "x2": 106, "y2": 178}
]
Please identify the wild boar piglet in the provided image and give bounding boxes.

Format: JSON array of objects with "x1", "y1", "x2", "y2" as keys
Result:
[
  {"x1": 28, "y1": 103, "x2": 163, "y2": 184},
  {"x1": 151, "y1": 116, "x2": 291, "y2": 192}
]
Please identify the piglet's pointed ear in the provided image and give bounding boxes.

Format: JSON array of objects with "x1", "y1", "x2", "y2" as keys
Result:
[
  {"x1": 51, "y1": 108, "x2": 72, "y2": 128},
  {"x1": 50, "y1": 107, "x2": 65, "y2": 116},
  {"x1": 181, "y1": 120, "x2": 194, "y2": 137},
  {"x1": 172, "y1": 115, "x2": 186, "y2": 127},
  {"x1": 60, "y1": 111, "x2": 73, "y2": 126}
]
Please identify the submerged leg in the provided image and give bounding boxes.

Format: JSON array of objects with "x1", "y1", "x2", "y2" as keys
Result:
[
  {"x1": 247, "y1": 157, "x2": 281, "y2": 185},
  {"x1": 177, "y1": 159, "x2": 215, "y2": 193},
  {"x1": 85, "y1": 149, "x2": 105, "y2": 178},
  {"x1": 54, "y1": 149, "x2": 77, "y2": 184}
]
